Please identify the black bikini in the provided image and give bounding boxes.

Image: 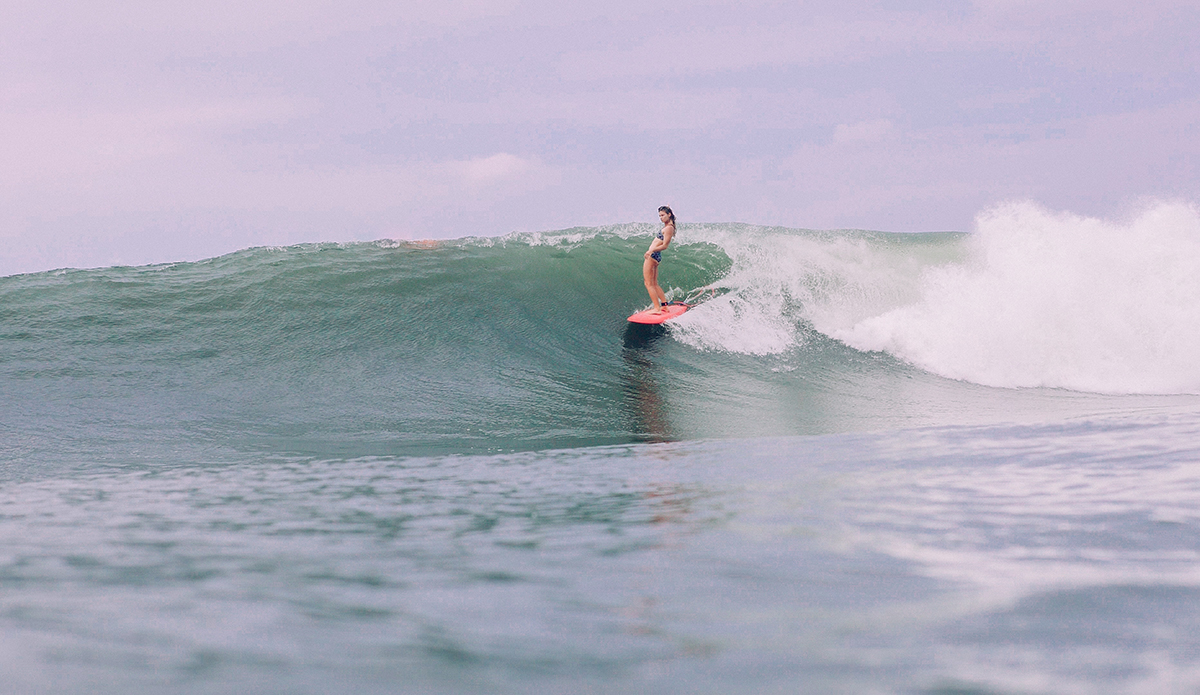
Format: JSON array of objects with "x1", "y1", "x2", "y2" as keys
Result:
[{"x1": 650, "y1": 228, "x2": 664, "y2": 262}]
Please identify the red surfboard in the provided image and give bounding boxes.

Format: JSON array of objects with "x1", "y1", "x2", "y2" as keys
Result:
[{"x1": 627, "y1": 303, "x2": 689, "y2": 324}]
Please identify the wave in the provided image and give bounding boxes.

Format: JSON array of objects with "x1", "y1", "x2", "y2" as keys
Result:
[{"x1": 2, "y1": 206, "x2": 1198, "y2": 460}]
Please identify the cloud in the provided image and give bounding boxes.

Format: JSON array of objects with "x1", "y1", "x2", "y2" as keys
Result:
[
  {"x1": 833, "y1": 120, "x2": 894, "y2": 144},
  {"x1": 450, "y1": 153, "x2": 536, "y2": 186},
  {"x1": 2, "y1": 0, "x2": 526, "y2": 49},
  {"x1": 556, "y1": 15, "x2": 963, "y2": 79},
  {"x1": 0, "y1": 98, "x2": 304, "y2": 190}
]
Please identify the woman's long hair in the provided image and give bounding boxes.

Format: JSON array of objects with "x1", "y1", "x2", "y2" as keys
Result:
[{"x1": 658, "y1": 205, "x2": 676, "y2": 227}]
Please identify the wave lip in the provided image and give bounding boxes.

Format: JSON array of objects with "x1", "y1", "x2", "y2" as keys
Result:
[{"x1": 833, "y1": 201, "x2": 1200, "y2": 395}]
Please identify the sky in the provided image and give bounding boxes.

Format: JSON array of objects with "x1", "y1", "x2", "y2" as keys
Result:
[{"x1": 2, "y1": 0, "x2": 1198, "y2": 275}]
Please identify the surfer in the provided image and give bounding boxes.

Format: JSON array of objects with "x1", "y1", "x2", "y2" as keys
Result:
[{"x1": 643, "y1": 206, "x2": 676, "y2": 313}]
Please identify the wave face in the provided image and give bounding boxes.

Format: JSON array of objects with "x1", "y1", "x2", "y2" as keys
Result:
[{"x1": 3, "y1": 206, "x2": 1199, "y2": 463}]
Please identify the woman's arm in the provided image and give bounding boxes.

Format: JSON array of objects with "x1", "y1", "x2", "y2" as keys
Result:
[{"x1": 647, "y1": 225, "x2": 675, "y2": 252}]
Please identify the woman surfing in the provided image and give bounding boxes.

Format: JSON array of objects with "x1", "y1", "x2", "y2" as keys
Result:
[{"x1": 643, "y1": 206, "x2": 676, "y2": 314}]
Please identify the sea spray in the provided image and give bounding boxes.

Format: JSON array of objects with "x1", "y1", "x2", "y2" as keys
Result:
[
  {"x1": 833, "y1": 201, "x2": 1200, "y2": 394},
  {"x1": 669, "y1": 226, "x2": 964, "y2": 355}
]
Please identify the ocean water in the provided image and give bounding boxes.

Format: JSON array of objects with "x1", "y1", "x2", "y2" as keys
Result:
[{"x1": 3, "y1": 201, "x2": 1200, "y2": 694}]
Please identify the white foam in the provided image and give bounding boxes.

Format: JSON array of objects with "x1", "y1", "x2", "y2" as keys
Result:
[
  {"x1": 833, "y1": 201, "x2": 1200, "y2": 394},
  {"x1": 671, "y1": 225, "x2": 939, "y2": 356}
]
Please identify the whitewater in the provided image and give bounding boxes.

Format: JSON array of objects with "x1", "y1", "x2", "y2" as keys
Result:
[{"x1": 3, "y1": 201, "x2": 1200, "y2": 694}]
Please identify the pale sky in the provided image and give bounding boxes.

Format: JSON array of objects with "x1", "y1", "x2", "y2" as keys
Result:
[{"x1": 2, "y1": 0, "x2": 1197, "y2": 275}]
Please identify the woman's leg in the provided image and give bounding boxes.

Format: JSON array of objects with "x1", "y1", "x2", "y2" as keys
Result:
[
  {"x1": 643, "y1": 257, "x2": 664, "y2": 310},
  {"x1": 650, "y1": 261, "x2": 668, "y2": 306}
]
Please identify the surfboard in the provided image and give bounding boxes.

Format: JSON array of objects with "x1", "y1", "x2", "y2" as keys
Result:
[{"x1": 627, "y1": 303, "x2": 689, "y2": 324}]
